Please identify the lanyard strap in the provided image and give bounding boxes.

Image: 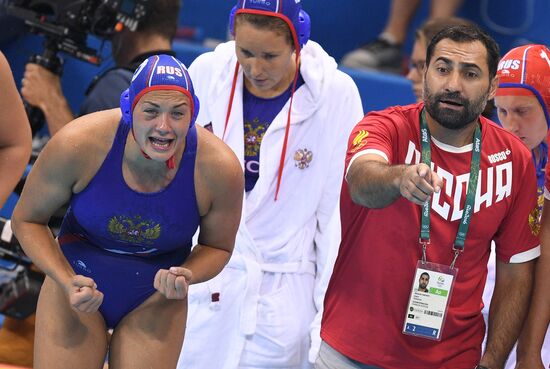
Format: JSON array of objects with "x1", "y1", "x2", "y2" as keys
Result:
[
  {"x1": 419, "y1": 109, "x2": 482, "y2": 265},
  {"x1": 223, "y1": 60, "x2": 300, "y2": 201},
  {"x1": 222, "y1": 62, "x2": 241, "y2": 141}
]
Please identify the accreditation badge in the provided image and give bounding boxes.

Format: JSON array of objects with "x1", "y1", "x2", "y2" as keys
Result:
[{"x1": 402, "y1": 260, "x2": 457, "y2": 341}]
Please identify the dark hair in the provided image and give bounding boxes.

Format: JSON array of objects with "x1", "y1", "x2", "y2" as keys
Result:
[
  {"x1": 416, "y1": 17, "x2": 475, "y2": 47},
  {"x1": 137, "y1": 0, "x2": 181, "y2": 41},
  {"x1": 420, "y1": 272, "x2": 430, "y2": 279},
  {"x1": 235, "y1": 13, "x2": 294, "y2": 48},
  {"x1": 426, "y1": 24, "x2": 500, "y2": 80}
]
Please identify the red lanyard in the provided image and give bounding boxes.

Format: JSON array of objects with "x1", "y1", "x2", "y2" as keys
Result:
[{"x1": 223, "y1": 58, "x2": 300, "y2": 201}]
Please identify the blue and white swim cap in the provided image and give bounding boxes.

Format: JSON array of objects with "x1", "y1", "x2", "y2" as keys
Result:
[{"x1": 120, "y1": 54, "x2": 199, "y2": 126}]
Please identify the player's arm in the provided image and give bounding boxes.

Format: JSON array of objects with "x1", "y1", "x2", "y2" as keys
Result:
[
  {"x1": 12, "y1": 115, "x2": 106, "y2": 312},
  {"x1": 180, "y1": 130, "x2": 244, "y2": 285},
  {"x1": 515, "y1": 199, "x2": 550, "y2": 369},
  {"x1": 0, "y1": 52, "x2": 32, "y2": 209},
  {"x1": 11, "y1": 120, "x2": 87, "y2": 287},
  {"x1": 346, "y1": 154, "x2": 441, "y2": 208}
]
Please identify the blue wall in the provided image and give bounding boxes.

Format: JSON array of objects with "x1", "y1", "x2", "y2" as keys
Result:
[
  {"x1": 2, "y1": 0, "x2": 549, "y2": 124},
  {"x1": 177, "y1": 0, "x2": 550, "y2": 62}
]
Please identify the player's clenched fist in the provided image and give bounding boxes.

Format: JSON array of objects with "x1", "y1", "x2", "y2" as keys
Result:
[
  {"x1": 66, "y1": 275, "x2": 104, "y2": 313},
  {"x1": 154, "y1": 267, "x2": 193, "y2": 299}
]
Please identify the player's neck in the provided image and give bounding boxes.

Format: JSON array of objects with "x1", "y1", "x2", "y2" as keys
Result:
[{"x1": 425, "y1": 111, "x2": 480, "y2": 148}]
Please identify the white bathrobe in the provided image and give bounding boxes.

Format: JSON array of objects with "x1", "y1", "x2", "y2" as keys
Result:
[{"x1": 177, "y1": 40, "x2": 364, "y2": 369}]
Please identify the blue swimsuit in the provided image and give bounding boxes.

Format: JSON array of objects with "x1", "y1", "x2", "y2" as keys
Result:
[{"x1": 58, "y1": 119, "x2": 200, "y2": 328}]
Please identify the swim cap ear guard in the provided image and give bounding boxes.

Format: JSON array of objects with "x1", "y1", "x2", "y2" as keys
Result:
[
  {"x1": 228, "y1": 0, "x2": 311, "y2": 50},
  {"x1": 120, "y1": 88, "x2": 131, "y2": 124},
  {"x1": 119, "y1": 54, "x2": 200, "y2": 127}
]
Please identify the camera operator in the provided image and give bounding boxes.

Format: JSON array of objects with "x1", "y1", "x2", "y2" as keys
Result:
[
  {"x1": 0, "y1": 50, "x2": 33, "y2": 367},
  {"x1": 21, "y1": 0, "x2": 181, "y2": 137}
]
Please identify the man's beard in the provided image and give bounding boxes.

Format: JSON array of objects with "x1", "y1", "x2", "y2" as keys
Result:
[{"x1": 423, "y1": 83, "x2": 489, "y2": 130}]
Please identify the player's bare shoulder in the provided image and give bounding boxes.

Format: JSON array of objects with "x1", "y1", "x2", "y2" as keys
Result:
[
  {"x1": 35, "y1": 108, "x2": 123, "y2": 191},
  {"x1": 194, "y1": 126, "x2": 244, "y2": 213},
  {"x1": 47, "y1": 108, "x2": 119, "y2": 159},
  {"x1": 195, "y1": 125, "x2": 243, "y2": 183},
  {"x1": 57, "y1": 108, "x2": 121, "y2": 152}
]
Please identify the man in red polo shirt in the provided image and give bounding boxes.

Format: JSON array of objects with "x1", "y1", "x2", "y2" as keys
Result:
[{"x1": 318, "y1": 24, "x2": 539, "y2": 369}]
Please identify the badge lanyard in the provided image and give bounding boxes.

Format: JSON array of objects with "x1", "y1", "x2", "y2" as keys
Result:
[
  {"x1": 418, "y1": 109, "x2": 482, "y2": 268},
  {"x1": 403, "y1": 110, "x2": 483, "y2": 341}
]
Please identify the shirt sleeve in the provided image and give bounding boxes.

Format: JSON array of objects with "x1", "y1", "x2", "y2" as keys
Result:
[
  {"x1": 494, "y1": 150, "x2": 541, "y2": 263},
  {"x1": 344, "y1": 110, "x2": 399, "y2": 178}
]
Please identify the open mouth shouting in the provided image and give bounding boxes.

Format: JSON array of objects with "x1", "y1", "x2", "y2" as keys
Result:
[{"x1": 149, "y1": 136, "x2": 175, "y2": 152}]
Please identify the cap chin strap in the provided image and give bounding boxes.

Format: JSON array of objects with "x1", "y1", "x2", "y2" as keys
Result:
[{"x1": 130, "y1": 127, "x2": 176, "y2": 170}]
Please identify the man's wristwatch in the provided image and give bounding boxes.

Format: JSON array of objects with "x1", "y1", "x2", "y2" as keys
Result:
[{"x1": 475, "y1": 365, "x2": 489, "y2": 369}]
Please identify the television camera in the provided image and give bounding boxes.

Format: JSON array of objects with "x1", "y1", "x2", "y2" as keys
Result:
[{"x1": 4, "y1": 0, "x2": 153, "y2": 133}]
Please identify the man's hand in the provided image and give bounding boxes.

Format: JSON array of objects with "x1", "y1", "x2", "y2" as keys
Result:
[
  {"x1": 399, "y1": 163, "x2": 442, "y2": 205},
  {"x1": 154, "y1": 267, "x2": 193, "y2": 299},
  {"x1": 21, "y1": 63, "x2": 62, "y2": 110},
  {"x1": 66, "y1": 275, "x2": 104, "y2": 313}
]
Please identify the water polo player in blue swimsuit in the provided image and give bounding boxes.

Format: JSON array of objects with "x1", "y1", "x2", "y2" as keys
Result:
[{"x1": 12, "y1": 54, "x2": 244, "y2": 369}]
